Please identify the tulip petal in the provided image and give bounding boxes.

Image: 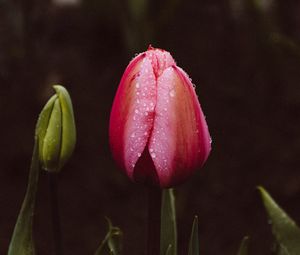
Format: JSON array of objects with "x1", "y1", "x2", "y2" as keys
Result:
[
  {"x1": 42, "y1": 98, "x2": 62, "y2": 171},
  {"x1": 109, "y1": 54, "x2": 157, "y2": 180},
  {"x1": 148, "y1": 66, "x2": 211, "y2": 187},
  {"x1": 54, "y1": 85, "x2": 76, "y2": 170}
]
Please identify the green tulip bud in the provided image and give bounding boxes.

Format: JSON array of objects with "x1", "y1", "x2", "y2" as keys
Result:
[{"x1": 36, "y1": 85, "x2": 76, "y2": 172}]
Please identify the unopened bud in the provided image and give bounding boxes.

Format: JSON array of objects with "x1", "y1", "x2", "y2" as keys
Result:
[{"x1": 36, "y1": 85, "x2": 76, "y2": 172}]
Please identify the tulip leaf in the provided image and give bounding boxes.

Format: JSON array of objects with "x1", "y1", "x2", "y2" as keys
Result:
[
  {"x1": 188, "y1": 216, "x2": 199, "y2": 255},
  {"x1": 8, "y1": 140, "x2": 40, "y2": 255},
  {"x1": 258, "y1": 186, "x2": 300, "y2": 255},
  {"x1": 237, "y1": 236, "x2": 249, "y2": 255},
  {"x1": 94, "y1": 218, "x2": 123, "y2": 255},
  {"x1": 165, "y1": 245, "x2": 172, "y2": 255},
  {"x1": 160, "y1": 189, "x2": 177, "y2": 255}
]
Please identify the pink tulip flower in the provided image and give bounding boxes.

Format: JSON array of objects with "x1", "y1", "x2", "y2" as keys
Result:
[{"x1": 109, "y1": 46, "x2": 211, "y2": 188}]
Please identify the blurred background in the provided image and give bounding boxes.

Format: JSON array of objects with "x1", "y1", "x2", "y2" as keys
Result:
[{"x1": 1, "y1": 0, "x2": 300, "y2": 254}]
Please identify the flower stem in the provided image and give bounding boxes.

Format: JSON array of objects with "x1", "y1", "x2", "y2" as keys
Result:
[
  {"x1": 48, "y1": 174, "x2": 63, "y2": 255},
  {"x1": 147, "y1": 186, "x2": 162, "y2": 255}
]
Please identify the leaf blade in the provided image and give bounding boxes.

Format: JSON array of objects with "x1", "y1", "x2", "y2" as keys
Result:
[
  {"x1": 259, "y1": 186, "x2": 300, "y2": 255},
  {"x1": 8, "y1": 140, "x2": 40, "y2": 255},
  {"x1": 188, "y1": 216, "x2": 199, "y2": 255},
  {"x1": 94, "y1": 218, "x2": 123, "y2": 255},
  {"x1": 237, "y1": 236, "x2": 249, "y2": 255}
]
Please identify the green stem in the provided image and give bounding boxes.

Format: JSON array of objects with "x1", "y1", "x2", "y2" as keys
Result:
[
  {"x1": 8, "y1": 139, "x2": 40, "y2": 255},
  {"x1": 147, "y1": 186, "x2": 162, "y2": 255},
  {"x1": 48, "y1": 174, "x2": 63, "y2": 255}
]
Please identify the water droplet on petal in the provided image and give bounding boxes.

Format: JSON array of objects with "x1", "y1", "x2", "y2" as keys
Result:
[
  {"x1": 151, "y1": 152, "x2": 156, "y2": 158},
  {"x1": 169, "y1": 89, "x2": 175, "y2": 97},
  {"x1": 136, "y1": 83, "x2": 140, "y2": 88}
]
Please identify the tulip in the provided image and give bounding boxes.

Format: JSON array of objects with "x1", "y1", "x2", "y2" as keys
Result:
[
  {"x1": 36, "y1": 85, "x2": 76, "y2": 172},
  {"x1": 109, "y1": 47, "x2": 211, "y2": 188}
]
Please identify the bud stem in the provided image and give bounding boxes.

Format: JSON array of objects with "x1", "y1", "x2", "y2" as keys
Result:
[
  {"x1": 48, "y1": 174, "x2": 63, "y2": 255},
  {"x1": 147, "y1": 186, "x2": 162, "y2": 255}
]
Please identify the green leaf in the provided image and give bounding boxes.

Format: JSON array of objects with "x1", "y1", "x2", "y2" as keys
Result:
[
  {"x1": 160, "y1": 189, "x2": 177, "y2": 255},
  {"x1": 258, "y1": 186, "x2": 300, "y2": 255},
  {"x1": 237, "y1": 236, "x2": 249, "y2": 255},
  {"x1": 165, "y1": 245, "x2": 172, "y2": 255},
  {"x1": 8, "y1": 140, "x2": 40, "y2": 255},
  {"x1": 94, "y1": 218, "x2": 123, "y2": 255},
  {"x1": 188, "y1": 216, "x2": 199, "y2": 255}
]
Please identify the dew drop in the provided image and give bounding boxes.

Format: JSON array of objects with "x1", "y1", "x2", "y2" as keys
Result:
[
  {"x1": 137, "y1": 152, "x2": 141, "y2": 157},
  {"x1": 131, "y1": 132, "x2": 135, "y2": 138},
  {"x1": 151, "y1": 152, "x2": 156, "y2": 158},
  {"x1": 135, "y1": 109, "x2": 139, "y2": 114},
  {"x1": 136, "y1": 83, "x2": 140, "y2": 88},
  {"x1": 169, "y1": 89, "x2": 175, "y2": 97},
  {"x1": 149, "y1": 148, "x2": 153, "y2": 153}
]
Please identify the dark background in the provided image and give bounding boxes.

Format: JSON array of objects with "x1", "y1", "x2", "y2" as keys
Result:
[{"x1": 1, "y1": 0, "x2": 300, "y2": 254}]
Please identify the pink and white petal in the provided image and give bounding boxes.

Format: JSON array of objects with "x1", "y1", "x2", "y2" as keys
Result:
[
  {"x1": 175, "y1": 66, "x2": 211, "y2": 162},
  {"x1": 109, "y1": 53, "x2": 157, "y2": 180},
  {"x1": 145, "y1": 48, "x2": 176, "y2": 77},
  {"x1": 148, "y1": 66, "x2": 211, "y2": 187}
]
